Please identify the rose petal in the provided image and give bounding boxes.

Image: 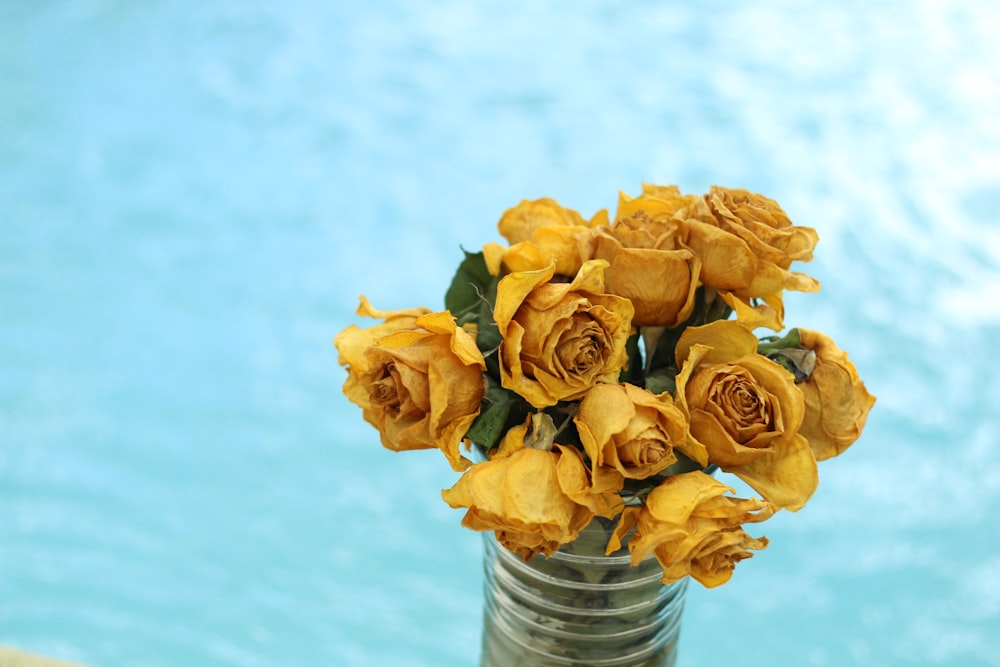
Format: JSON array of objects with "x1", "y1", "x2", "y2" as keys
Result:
[
  {"x1": 497, "y1": 197, "x2": 587, "y2": 245},
  {"x1": 604, "y1": 246, "x2": 699, "y2": 327},
  {"x1": 731, "y1": 432, "x2": 818, "y2": 512},
  {"x1": 627, "y1": 471, "x2": 772, "y2": 586},
  {"x1": 675, "y1": 320, "x2": 759, "y2": 368},
  {"x1": 797, "y1": 329, "x2": 877, "y2": 461},
  {"x1": 554, "y1": 444, "x2": 624, "y2": 519},
  {"x1": 684, "y1": 220, "x2": 758, "y2": 290}
]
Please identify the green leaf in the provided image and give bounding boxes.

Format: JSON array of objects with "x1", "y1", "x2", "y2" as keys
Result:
[
  {"x1": 756, "y1": 328, "x2": 802, "y2": 355},
  {"x1": 444, "y1": 248, "x2": 503, "y2": 364},
  {"x1": 644, "y1": 369, "x2": 677, "y2": 395},
  {"x1": 464, "y1": 382, "x2": 524, "y2": 449},
  {"x1": 757, "y1": 329, "x2": 814, "y2": 382},
  {"x1": 474, "y1": 286, "x2": 502, "y2": 353},
  {"x1": 465, "y1": 400, "x2": 512, "y2": 450},
  {"x1": 444, "y1": 249, "x2": 493, "y2": 322}
]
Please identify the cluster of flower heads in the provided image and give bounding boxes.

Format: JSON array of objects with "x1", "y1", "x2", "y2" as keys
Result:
[{"x1": 335, "y1": 184, "x2": 876, "y2": 588}]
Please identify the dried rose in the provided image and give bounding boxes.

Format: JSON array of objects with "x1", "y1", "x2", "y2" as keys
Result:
[
  {"x1": 336, "y1": 308, "x2": 486, "y2": 471},
  {"x1": 574, "y1": 383, "x2": 707, "y2": 481},
  {"x1": 674, "y1": 320, "x2": 818, "y2": 511},
  {"x1": 578, "y1": 185, "x2": 701, "y2": 327},
  {"x1": 684, "y1": 186, "x2": 820, "y2": 329},
  {"x1": 484, "y1": 199, "x2": 607, "y2": 277},
  {"x1": 623, "y1": 471, "x2": 773, "y2": 588},
  {"x1": 441, "y1": 422, "x2": 619, "y2": 559},
  {"x1": 493, "y1": 259, "x2": 634, "y2": 408},
  {"x1": 796, "y1": 329, "x2": 876, "y2": 461},
  {"x1": 496, "y1": 197, "x2": 590, "y2": 245},
  {"x1": 334, "y1": 297, "x2": 431, "y2": 409}
]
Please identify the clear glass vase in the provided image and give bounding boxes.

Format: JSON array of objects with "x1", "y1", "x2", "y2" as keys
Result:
[{"x1": 479, "y1": 516, "x2": 688, "y2": 667}]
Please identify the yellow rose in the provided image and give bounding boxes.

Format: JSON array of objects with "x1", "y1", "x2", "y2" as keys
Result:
[
  {"x1": 575, "y1": 383, "x2": 707, "y2": 480},
  {"x1": 674, "y1": 320, "x2": 818, "y2": 511},
  {"x1": 335, "y1": 308, "x2": 486, "y2": 472},
  {"x1": 494, "y1": 259, "x2": 634, "y2": 408},
  {"x1": 630, "y1": 183, "x2": 701, "y2": 212},
  {"x1": 684, "y1": 187, "x2": 820, "y2": 329},
  {"x1": 484, "y1": 201, "x2": 608, "y2": 277},
  {"x1": 578, "y1": 185, "x2": 701, "y2": 327},
  {"x1": 688, "y1": 186, "x2": 819, "y2": 294},
  {"x1": 441, "y1": 431, "x2": 621, "y2": 559},
  {"x1": 623, "y1": 471, "x2": 773, "y2": 588},
  {"x1": 496, "y1": 197, "x2": 590, "y2": 244},
  {"x1": 334, "y1": 296, "x2": 431, "y2": 408},
  {"x1": 484, "y1": 225, "x2": 594, "y2": 277},
  {"x1": 796, "y1": 329, "x2": 876, "y2": 461}
]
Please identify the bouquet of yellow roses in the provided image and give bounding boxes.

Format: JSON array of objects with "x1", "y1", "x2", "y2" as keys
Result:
[{"x1": 335, "y1": 184, "x2": 875, "y2": 590}]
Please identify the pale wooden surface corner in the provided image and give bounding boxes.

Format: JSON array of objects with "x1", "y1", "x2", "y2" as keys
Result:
[{"x1": 0, "y1": 647, "x2": 91, "y2": 667}]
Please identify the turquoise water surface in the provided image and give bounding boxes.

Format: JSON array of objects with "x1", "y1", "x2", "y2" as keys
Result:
[{"x1": 2, "y1": 2, "x2": 999, "y2": 666}]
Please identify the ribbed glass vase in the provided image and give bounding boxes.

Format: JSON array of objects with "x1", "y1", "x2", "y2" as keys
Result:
[{"x1": 479, "y1": 516, "x2": 688, "y2": 667}]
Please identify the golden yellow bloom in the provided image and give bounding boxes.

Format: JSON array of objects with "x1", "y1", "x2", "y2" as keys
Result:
[
  {"x1": 629, "y1": 183, "x2": 701, "y2": 213},
  {"x1": 683, "y1": 186, "x2": 820, "y2": 329},
  {"x1": 486, "y1": 226, "x2": 592, "y2": 277},
  {"x1": 575, "y1": 383, "x2": 707, "y2": 480},
  {"x1": 625, "y1": 471, "x2": 773, "y2": 588},
  {"x1": 674, "y1": 320, "x2": 818, "y2": 511},
  {"x1": 796, "y1": 329, "x2": 877, "y2": 461},
  {"x1": 334, "y1": 296, "x2": 431, "y2": 408},
  {"x1": 494, "y1": 260, "x2": 634, "y2": 408},
  {"x1": 483, "y1": 201, "x2": 608, "y2": 277},
  {"x1": 687, "y1": 186, "x2": 819, "y2": 294},
  {"x1": 336, "y1": 308, "x2": 486, "y2": 472},
  {"x1": 555, "y1": 443, "x2": 626, "y2": 519},
  {"x1": 496, "y1": 197, "x2": 590, "y2": 245},
  {"x1": 441, "y1": 444, "x2": 603, "y2": 560},
  {"x1": 578, "y1": 186, "x2": 701, "y2": 327}
]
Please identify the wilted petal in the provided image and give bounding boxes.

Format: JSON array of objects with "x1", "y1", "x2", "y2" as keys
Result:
[
  {"x1": 606, "y1": 506, "x2": 641, "y2": 555},
  {"x1": 675, "y1": 320, "x2": 759, "y2": 368},
  {"x1": 604, "y1": 246, "x2": 700, "y2": 327},
  {"x1": 497, "y1": 197, "x2": 587, "y2": 244},
  {"x1": 720, "y1": 291, "x2": 785, "y2": 332},
  {"x1": 731, "y1": 432, "x2": 818, "y2": 512},
  {"x1": 482, "y1": 242, "x2": 507, "y2": 276},
  {"x1": 441, "y1": 446, "x2": 593, "y2": 559},
  {"x1": 628, "y1": 472, "x2": 772, "y2": 587},
  {"x1": 499, "y1": 240, "x2": 550, "y2": 274},
  {"x1": 797, "y1": 329, "x2": 877, "y2": 461},
  {"x1": 554, "y1": 444, "x2": 624, "y2": 518},
  {"x1": 494, "y1": 263, "x2": 557, "y2": 337},
  {"x1": 334, "y1": 296, "x2": 431, "y2": 371},
  {"x1": 684, "y1": 220, "x2": 758, "y2": 291}
]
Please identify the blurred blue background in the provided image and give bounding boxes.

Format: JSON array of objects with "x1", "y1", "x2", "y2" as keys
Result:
[{"x1": 2, "y1": 1, "x2": 999, "y2": 666}]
